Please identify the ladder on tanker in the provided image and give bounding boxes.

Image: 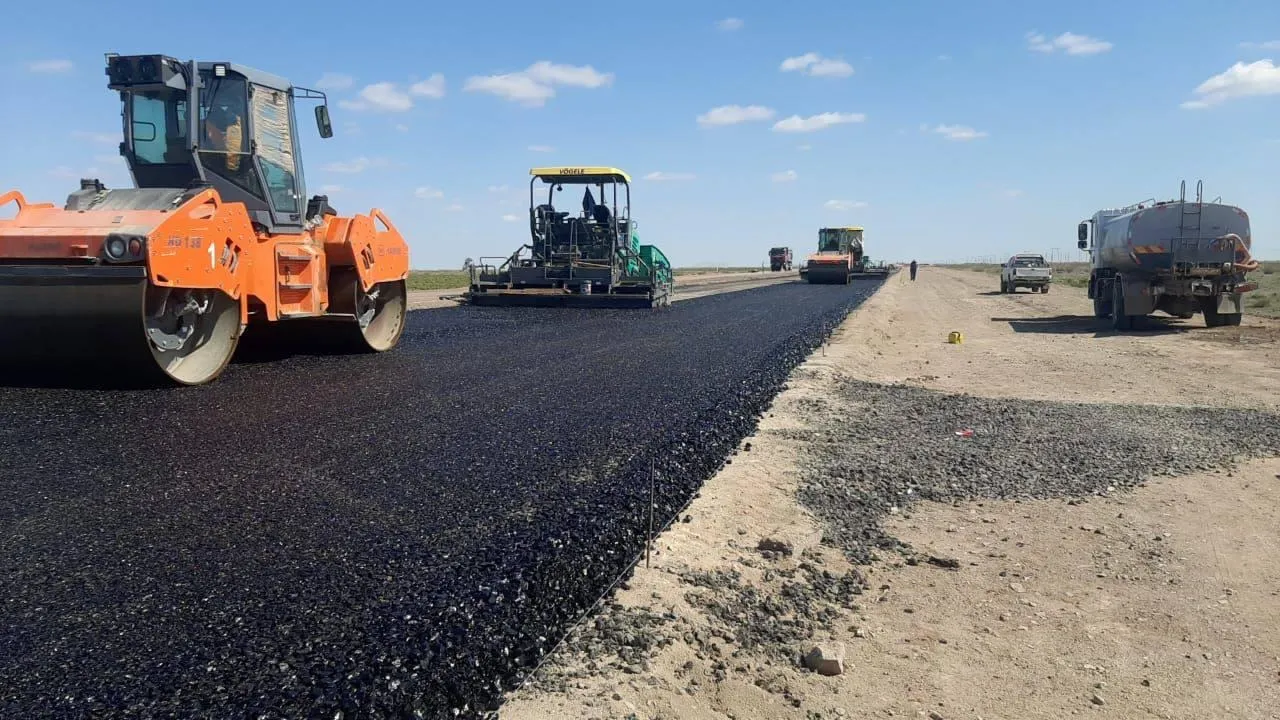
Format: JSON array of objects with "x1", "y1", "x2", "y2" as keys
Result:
[{"x1": 1173, "y1": 179, "x2": 1203, "y2": 273}]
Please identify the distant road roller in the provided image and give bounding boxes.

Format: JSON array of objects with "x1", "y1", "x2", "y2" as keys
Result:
[
  {"x1": 463, "y1": 166, "x2": 672, "y2": 308},
  {"x1": 0, "y1": 53, "x2": 409, "y2": 385},
  {"x1": 804, "y1": 226, "x2": 864, "y2": 284}
]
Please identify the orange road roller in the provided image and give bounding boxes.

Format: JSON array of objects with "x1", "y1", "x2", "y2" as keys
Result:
[{"x1": 0, "y1": 53, "x2": 409, "y2": 385}]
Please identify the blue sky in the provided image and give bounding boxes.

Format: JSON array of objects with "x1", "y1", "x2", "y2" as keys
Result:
[{"x1": 2, "y1": 0, "x2": 1278, "y2": 268}]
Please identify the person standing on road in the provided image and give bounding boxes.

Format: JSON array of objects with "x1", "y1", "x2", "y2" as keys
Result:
[{"x1": 909, "y1": 260, "x2": 918, "y2": 281}]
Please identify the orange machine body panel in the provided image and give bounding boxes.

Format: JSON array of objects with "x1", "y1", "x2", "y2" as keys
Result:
[
  {"x1": 0, "y1": 187, "x2": 409, "y2": 327},
  {"x1": 804, "y1": 252, "x2": 852, "y2": 270}
]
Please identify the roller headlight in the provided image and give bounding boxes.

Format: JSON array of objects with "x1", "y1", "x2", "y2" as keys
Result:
[
  {"x1": 105, "y1": 236, "x2": 127, "y2": 259},
  {"x1": 102, "y1": 234, "x2": 146, "y2": 262}
]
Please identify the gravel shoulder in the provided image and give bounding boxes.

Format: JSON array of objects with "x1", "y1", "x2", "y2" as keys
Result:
[
  {"x1": 407, "y1": 271, "x2": 797, "y2": 310},
  {"x1": 499, "y1": 268, "x2": 1280, "y2": 720},
  {"x1": 838, "y1": 267, "x2": 1280, "y2": 410}
]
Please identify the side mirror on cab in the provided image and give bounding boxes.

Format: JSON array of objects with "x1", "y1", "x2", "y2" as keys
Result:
[
  {"x1": 1077, "y1": 222, "x2": 1088, "y2": 244},
  {"x1": 315, "y1": 104, "x2": 333, "y2": 139}
]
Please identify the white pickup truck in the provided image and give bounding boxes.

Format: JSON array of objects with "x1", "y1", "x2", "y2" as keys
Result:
[{"x1": 1000, "y1": 253, "x2": 1053, "y2": 294}]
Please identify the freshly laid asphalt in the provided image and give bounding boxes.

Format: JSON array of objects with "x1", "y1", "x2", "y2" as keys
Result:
[{"x1": 0, "y1": 278, "x2": 882, "y2": 719}]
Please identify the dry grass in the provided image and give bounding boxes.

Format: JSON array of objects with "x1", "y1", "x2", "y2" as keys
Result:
[
  {"x1": 407, "y1": 270, "x2": 471, "y2": 291},
  {"x1": 1250, "y1": 262, "x2": 1279, "y2": 317},
  {"x1": 406, "y1": 266, "x2": 765, "y2": 291},
  {"x1": 946, "y1": 260, "x2": 1280, "y2": 316},
  {"x1": 672, "y1": 266, "x2": 764, "y2": 276}
]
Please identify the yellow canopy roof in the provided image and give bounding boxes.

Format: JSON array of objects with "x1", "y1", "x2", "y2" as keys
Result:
[{"x1": 530, "y1": 166, "x2": 631, "y2": 184}]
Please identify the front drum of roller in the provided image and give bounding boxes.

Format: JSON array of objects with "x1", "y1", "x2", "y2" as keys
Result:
[{"x1": 0, "y1": 266, "x2": 241, "y2": 386}]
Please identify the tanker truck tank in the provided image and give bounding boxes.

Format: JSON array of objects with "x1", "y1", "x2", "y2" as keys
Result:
[
  {"x1": 1092, "y1": 201, "x2": 1250, "y2": 274},
  {"x1": 1078, "y1": 180, "x2": 1259, "y2": 332}
]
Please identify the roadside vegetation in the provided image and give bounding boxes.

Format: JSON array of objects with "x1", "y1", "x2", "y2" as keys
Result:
[
  {"x1": 407, "y1": 266, "x2": 767, "y2": 291},
  {"x1": 947, "y1": 260, "x2": 1279, "y2": 318}
]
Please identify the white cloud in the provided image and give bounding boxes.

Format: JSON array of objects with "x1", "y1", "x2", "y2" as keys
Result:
[
  {"x1": 825, "y1": 200, "x2": 868, "y2": 211},
  {"x1": 1238, "y1": 40, "x2": 1280, "y2": 51},
  {"x1": 322, "y1": 156, "x2": 386, "y2": 173},
  {"x1": 780, "y1": 52, "x2": 853, "y2": 77},
  {"x1": 72, "y1": 130, "x2": 117, "y2": 144},
  {"x1": 464, "y1": 61, "x2": 613, "y2": 107},
  {"x1": 644, "y1": 171, "x2": 696, "y2": 181},
  {"x1": 410, "y1": 73, "x2": 446, "y2": 99},
  {"x1": 696, "y1": 104, "x2": 776, "y2": 127},
  {"x1": 772, "y1": 112, "x2": 865, "y2": 133},
  {"x1": 28, "y1": 59, "x2": 72, "y2": 73},
  {"x1": 1180, "y1": 59, "x2": 1280, "y2": 109},
  {"x1": 319, "y1": 184, "x2": 343, "y2": 194},
  {"x1": 717, "y1": 17, "x2": 744, "y2": 31},
  {"x1": 1001, "y1": 189, "x2": 1024, "y2": 198},
  {"x1": 340, "y1": 82, "x2": 414, "y2": 112},
  {"x1": 447, "y1": 203, "x2": 465, "y2": 212},
  {"x1": 315, "y1": 73, "x2": 354, "y2": 91},
  {"x1": 1026, "y1": 31, "x2": 1112, "y2": 55},
  {"x1": 466, "y1": 74, "x2": 554, "y2": 106},
  {"x1": 781, "y1": 53, "x2": 820, "y2": 72},
  {"x1": 414, "y1": 186, "x2": 444, "y2": 200},
  {"x1": 502, "y1": 214, "x2": 520, "y2": 222},
  {"x1": 488, "y1": 185, "x2": 510, "y2": 193},
  {"x1": 771, "y1": 170, "x2": 798, "y2": 183},
  {"x1": 810, "y1": 58, "x2": 854, "y2": 77},
  {"x1": 395, "y1": 123, "x2": 409, "y2": 132},
  {"x1": 931, "y1": 123, "x2": 988, "y2": 141},
  {"x1": 528, "y1": 145, "x2": 555, "y2": 152},
  {"x1": 938, "y1": 54, "x2": 952, "y2": 61},
  {"x1": 797, "y1": 144, "x2": 812, "y2": 151}
]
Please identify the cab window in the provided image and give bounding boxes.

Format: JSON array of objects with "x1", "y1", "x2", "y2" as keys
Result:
[
  {"x1": 130, "y1": 92, "x2": 188, "y2": 165},
  {"x1": 198, "y1": 73, "x2": 262, "y2": 198},
  {"x1": 251, "y1": 83, "x2": 299, "y2": 214}
]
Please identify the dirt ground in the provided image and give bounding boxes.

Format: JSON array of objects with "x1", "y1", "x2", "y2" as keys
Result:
[
  {"x1": 500, "y1": 268, "x2": 1280, "y2": 720},
  {"x1": 831, "y1": 267, "x2": 1280, "y2": 411},
  {"x1": 406, "y1": 271, "x2": 797, "y2": 310}
]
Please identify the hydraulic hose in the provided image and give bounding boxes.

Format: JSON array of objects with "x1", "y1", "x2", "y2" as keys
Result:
[{"x1": 1219, "y1": 233, "x2": 1260, "y2": 273}]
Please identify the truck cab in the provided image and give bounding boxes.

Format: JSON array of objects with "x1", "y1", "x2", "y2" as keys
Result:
[{"x1": 768, "y1": 246, "x2": 792, "y2": 271}]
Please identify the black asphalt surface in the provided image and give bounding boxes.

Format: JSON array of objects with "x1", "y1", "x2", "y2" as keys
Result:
[{"x1": 0, "y1": 278, "x2": 882, "y2": 719}]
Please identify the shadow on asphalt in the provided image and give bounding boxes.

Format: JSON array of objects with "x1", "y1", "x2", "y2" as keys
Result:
[{"x1": 0, "y1": 323, "x2": 383, "y2": 390}]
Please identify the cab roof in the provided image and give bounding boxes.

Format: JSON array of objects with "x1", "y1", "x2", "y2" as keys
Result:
[
  {"x1": 530, "y1": 166, "x2": 631, "y2": 184},
  {"x1": 198, "y1": 60, "x2": 292, "y2": 92},
  {"x1": 820, "y1": 226, "x2": 864, "y2": 232}
]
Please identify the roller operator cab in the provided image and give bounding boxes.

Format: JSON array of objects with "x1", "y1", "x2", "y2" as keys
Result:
[
  {"x1": 0, "y1": 53, "x2": 410, "y2": 385},
  {"x1": 1075, "y1": 180, "x2": 1258, "y2": 331},
  {"x1": 463, "y1": 166, "x2": 673, "y2": 308}
]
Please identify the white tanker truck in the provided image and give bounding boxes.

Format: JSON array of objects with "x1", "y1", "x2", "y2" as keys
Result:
[{"x1": 1077, "y1": 180, "x2": 1260, "y2": 331}]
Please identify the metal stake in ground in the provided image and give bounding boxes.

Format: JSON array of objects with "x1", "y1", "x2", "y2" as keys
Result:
[{"x1": 646, "y1": 458, "x2": 656, "y2": 568}]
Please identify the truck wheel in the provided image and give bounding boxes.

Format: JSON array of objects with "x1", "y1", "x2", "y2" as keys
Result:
[
  {"x1": 1093, "y1": 293, "x2": 1110, "y2": 318},
  {"x1": 1041, "y1": 285, "x2": 1049, "y2": 294},
  {"x1": 1200, "y1": 297, "x2": 1224, "y2": 327},
  {"x1": 1111, "y1": 276, "x2": 1133, "y2": 331}
]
